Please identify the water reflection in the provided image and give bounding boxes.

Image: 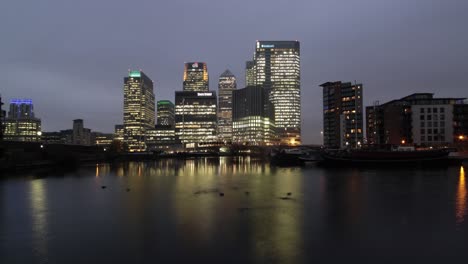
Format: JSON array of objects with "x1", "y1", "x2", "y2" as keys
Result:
[
  {"x1": 30, "y1": 179, "x2": 49, "y2": 263},
  {"x1": 456, "y1": 166, "x2": 466, "y2": 224}
]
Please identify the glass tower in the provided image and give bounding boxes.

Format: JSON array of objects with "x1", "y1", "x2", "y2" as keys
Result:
[
  {"x1": 245, "y1": 61, "x2": 256, "y2": 87},
  {"x1": 217, "y1": 69, "x2": 237, "y2": 143},
  {"x1": 157, "y1": 100, "x2": 175, "y2": 126},
  {"x1": 183, "y1": 62, "x2": 209, "y2": 92},
  {"x1": 123, "y1": 70, "x2": 155, "y2": 152},
  {"x1": 254, "y1": 41, "x2": 301, "y2": 146},
  {"x1": 4, "y1": 99, "x2": 41, "y2": 142}
]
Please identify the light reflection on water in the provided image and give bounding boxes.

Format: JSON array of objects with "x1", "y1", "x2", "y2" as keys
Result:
[
  {"x1": 2, "y1": 159, "x2": 466, "y2": 263},
  {"x1": 456, "y1": 166, "x2": 466, "y2": 224},
  {"x1": 29, "y1": 179, "x2": 48, "y2": 263}
]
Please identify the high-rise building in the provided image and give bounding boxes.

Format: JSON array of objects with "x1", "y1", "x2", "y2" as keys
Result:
[
  {"x1": 146, "y1": 125, "x2": 176, "y2": 151},
  {"x1": 218, "y1": 69, "x2": 237, "y2": 143},
  {"x1": 245, "y1": 61, "x2": 256, "y2": 87},
  {"x1": 183, "y1": 62, "x2": 209, "y2": 92},
  {"x1": 0, "y1": 95, "x2": 4, "y2": 141},
  {"x1": 123, "y1": 70, "x2": 155, "y2": 152},
  {"x1": 157, "y1": 100, "x2": 175, "y2": 126},
  {"x1": 174, "y1": 91, "x2": 217, "y2": 148},
  {"x1": 114, "y1": 124, "x2": 124, "y2": 141},
  {"x1": 254, "y1": 41, "x2": 301, "y2": 145},
  {"x1": 232, "y1": 86, "x2": 275, "y2": 146},
  {"x1": 319, "y1": 82, "x2": 364, "y2": 148},
  {"x1": 4, "y1": 99, "x2": 41, "y2": 142},
  {"x1": 366, "y1": 93, "x2": 468, "y2": 146},
  {"x1": 72, "y1": 119, "x2": 91, "y2": 145}
]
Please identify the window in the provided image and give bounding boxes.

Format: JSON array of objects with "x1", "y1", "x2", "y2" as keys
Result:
[
  {"x1": 420, "y1": 115, "x2": 425, "y2": 120},
  {"x1": 420, "y1": 108, "x2": 425, "y2": 113},
  {"x1": 440, "y1": 121, "x2": 445, "y2": 127},
  {"x1": 440, "y1": 108, "x2": 445, "y2": 113},
  {"x1": 421, "y1": 122, "x2": 425, "y2": 127},
  {"x1": 427, "y1": 115, "x2": 432, "y2": 120},
  {"x1": 433, "y1": 115, "x2": 438, "y2": 120},
  {"x1": 427, "y1": 121, "x2": 432, "y2": 127},
  {"x1": 440, "y1": 128, "x2": 445, "y2": 134},
  {"x1": 428, "y1": 108, "x2": 432, "y2": 113},
  {"x1": 434, "y1": 129, "x2": 438, "y2": 134},
  {"x1": 428, "y1": 136, "x2": 432, "y2": 141},
  {"x1": 421, "y1": 135, "x2": 425, "y2": 141},
  {"x1": 428, "y1": 129, "x2": 432, "y2": 134},
  {"x1": 440, "y1": 136, "x2": 445, "y2": 141},
  {"x1": 433, "y1": 108, "x2": 438, "y2": 113},
  {"x1": 440, "y1": 115, "x2": 445, "y2": 120},
  {"x1": 421, "y1": 129, "x2": 425, "y2": 134},
  {"x1": 434, "y1": 135, "x2": 439, "y2": 141}
]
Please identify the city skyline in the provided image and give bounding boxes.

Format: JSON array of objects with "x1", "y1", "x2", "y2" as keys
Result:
[{"x1": 1, "y1": 0, "x2": 467, "y2": 144}]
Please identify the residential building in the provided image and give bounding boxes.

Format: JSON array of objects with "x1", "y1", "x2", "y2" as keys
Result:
[
  {"x1": 366, "y1": 93, "x2": 468, "y2": 146},
  {"x1": 319, "y1": 82, "x2": 364, "y2": 148}
]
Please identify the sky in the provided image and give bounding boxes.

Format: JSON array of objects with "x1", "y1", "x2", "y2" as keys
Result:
[{"x1": 1, "y1": 0, "x2": 467, "y2": 144}]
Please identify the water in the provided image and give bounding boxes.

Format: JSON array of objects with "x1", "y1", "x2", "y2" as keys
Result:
[{"x1": 1, "y1": 157, "x2": 467, "y2": 263}]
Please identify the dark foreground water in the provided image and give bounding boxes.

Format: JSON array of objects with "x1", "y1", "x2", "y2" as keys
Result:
[{"x1": 1, "y1": 157, "x2": 468, "y2": 263}]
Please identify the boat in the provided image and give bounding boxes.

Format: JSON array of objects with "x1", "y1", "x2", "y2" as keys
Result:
[
  {"x1": 318, "y1": 145, "x2": 458, "y2": 167},
  {"x1": 270, "y1": 147, "x2": 321, "y2": 166}
]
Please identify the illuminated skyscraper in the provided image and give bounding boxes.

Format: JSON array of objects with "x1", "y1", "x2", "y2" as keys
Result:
[
  {"x1": 123, "y1": 70, "x2": 155, "y2": 152},
  {"x1": 174, "y1": 91, "x2": 217, "y2": 148},
  {"x1": 4, "y1": 99, "x2": 41, "y2": 142},
  {"x1": 245, "y1": 61, "x2": 256, "y2": 87},
  {"x1": 183, "y1": 62, "x2": 209, "y2": 92},
  {"x1": 232, "y1": 86, "x2": 275, "y2": 145},
  {"x1": 157, "y1": 100, "x2": 175, "y2": 126},
  {"x1": 218, "y1": 69, "x2": 237, "y2": 143},
  {"x1": 320, "y1": 81, "x2": 363, "y2": 148},
  {"x1": 254, "y1": 41, "x2": 301, "y2": 146}
]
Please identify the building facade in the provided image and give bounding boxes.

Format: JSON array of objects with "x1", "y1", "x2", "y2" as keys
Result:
[
  {"x1": 245, "y1": 61, "x2": 256, "y2": 87},
  {"x1": 3, "y1": 99, "x2": 41, "y2": 142},
  {"x1": 72, "y1": 119, "x2": 91, "y2": 145},
  {"x1": 254, "y1": 41, "x2": 301, "y2": 145},
  {"x1": 123, "y1": 70, "x2": 155, "y2": 152},
  {"x1": 145, "y1": 125, "x2": 176, "y2": 151},
  {"x1": 232, "y1": 86, "x2": 275, "y2": 146},
  {"x1": 157, "y1": 100, "x2": 175, "y2": 126},
  {"x1": 174, "y1": 91, "x2": 217, "y2": 148},
  {"x1": 319, "y1": 82, "x2": 364, "y2": 148},
  {"x1": 217, "y1": 69, "x2": 237, "y2": 143},
  {"x1": 114, "y1": 125, "x2": 124, "y2": 142},
  {"x1": 183, "y1": 62, "x2": 209, "y2": 92},
  {"x1": 366, "y1": 93, "x2": 467, "y2": 146}
]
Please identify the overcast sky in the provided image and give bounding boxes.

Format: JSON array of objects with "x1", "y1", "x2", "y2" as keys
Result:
[{"x1": 1, "y1": 0, "x2": 467, "y2": 144}]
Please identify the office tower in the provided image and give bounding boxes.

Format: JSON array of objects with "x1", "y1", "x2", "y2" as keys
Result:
[
  {"x1": 114, "y1": 125, "x2": 124, "y2": 141},
  {"x1": 245, "y1": 61, "x2": 256, "y2": 86},
  {"x1": 145, "y1": 125, "x2": 176, "y2": 151},
  {"x1": 174, "y1": 91, "x2": 217, "y2": 148},
  {"x1": 157, "y1": 100, "x2": 175, "y2": 126},
  {"x1": 254, "y1": 41, "x2": 301, "y2": 145},
  {"x1": 319, "y1": 81, "x2": 364, "y2": 148},
  {"x1": 218, "y1": 69, "x2": 237, "y2": 143},
  {"x1": 123, "y1": 70, "x2": 155, "y2": 152},
  {"x1": 72, "y1": 119, "x2": 91, "y2": 145},
  {"x1": 3, "y1": 99, "x2": 41, "y2": 142},
  {"x1": 366, "y1": 93, "x2": 468, "y2": 146},
  {"x1": 232, "y1": 86, "x2": 275, "y2": 145},
  {"x1": 183, "y1": 62, "x2": 209, "y2": 92}
]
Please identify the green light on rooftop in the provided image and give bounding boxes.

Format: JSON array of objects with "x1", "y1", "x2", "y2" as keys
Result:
[
  {"x1": 158, "y1": 100, "x2": 173, "y2": 105},
  {"x1": 129, "y1": 71, "x2": 141, "y2": 77}
]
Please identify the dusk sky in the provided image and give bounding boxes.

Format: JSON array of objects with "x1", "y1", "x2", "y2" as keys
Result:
[{"x1": 1, "y1": 0, "x2": 467, "y2": 144}]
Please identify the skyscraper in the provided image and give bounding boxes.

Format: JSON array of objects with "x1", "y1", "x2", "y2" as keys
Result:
[
  {"x1": 174, "y1": 91, "x2": 217, "y2": 148},
  {"x1": 183, "y1": 62, "x2": 209, "y2": 92},
  {"x1": 123, "y1": 70, "x2": 155, "y2": 152},
  {"x1": 254, "y1": 41, "x2": 301, "y2": 146},
  {"x1": 4, "y1": 99, "x2": 41, "y2": 142},
  {"x1": 232, "y1": 86, "x2": 275, "y2": 146},
  {"x1": 245, "y1": 61, "x2": 256, "y2": 87},
  {"x1": 319, "y1": 81, "x2": 363, "y2": 148},
  {"x1": 156, "y1": 100, "x2": 175, "y2": 126},
  {"x1": 217, "y1": 69, "x2": 237, "y2": 143},
  {"x1": 72, "y1": 119, "x2": 91, "y2": 145}
]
